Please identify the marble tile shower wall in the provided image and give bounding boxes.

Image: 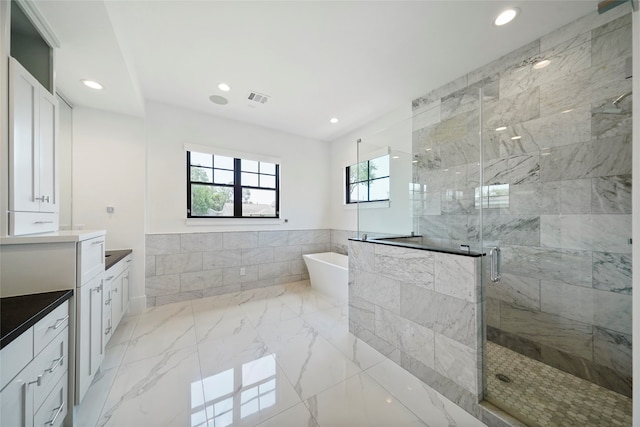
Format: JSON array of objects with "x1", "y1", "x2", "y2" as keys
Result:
[
  {"x1": 412, "y1": 11, "x2": 632, "y2": 396},
  {"x1": 145, "y1": 230, "x2": 332, "y2": 306},
  {"x1": 348, "y1": 240, "x2": 483, "y2": 417}
]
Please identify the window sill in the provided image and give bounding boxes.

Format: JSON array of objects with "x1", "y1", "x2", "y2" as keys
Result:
[
  {"x1": 343, "y1": 201, "x2": 390, "y2": 210},
  {"x1": 185, "y1": 218, "x2": 285, "y2": 226}
]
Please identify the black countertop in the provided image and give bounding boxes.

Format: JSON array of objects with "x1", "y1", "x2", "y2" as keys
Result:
[
  {"x1": 105, "y1": 249, "x2": 132, "y2": 271},
  {"x1": 1, "y1": 290, "x2": 73, "y2": 350}
]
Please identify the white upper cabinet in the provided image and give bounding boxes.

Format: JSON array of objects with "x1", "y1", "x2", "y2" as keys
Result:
[{"x1": 8, "y1": 57, "x2": 59, "y2": 235}]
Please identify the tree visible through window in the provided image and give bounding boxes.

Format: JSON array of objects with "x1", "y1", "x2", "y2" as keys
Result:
[
  {"x1": 187, "y1": 151, "x2": 279, "y2": 218},
  {"x1": 345, "y1": 155, "x2": 390, "y2": 204}
]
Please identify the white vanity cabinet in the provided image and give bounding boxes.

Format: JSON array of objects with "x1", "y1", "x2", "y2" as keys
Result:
[
  {"x1": 103, "y1": 252, "x2": 132, "y2": 345},
  {"x1": 8, "y1": 57, "x2": 59, "y2": 236},
  {"x1": 0, "y1": 295, "x2": 71, "y2": 427}
]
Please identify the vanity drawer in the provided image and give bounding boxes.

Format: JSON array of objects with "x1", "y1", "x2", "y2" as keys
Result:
[
  {"x1": 32, "y1": 327, "x2": 68, "y2": 411},
  {"x1": 0, "y1": 328, "x2": 33, "y2": 391},
  {"x1": 34, "y1": 375, "x2": 67, "y2": 427},
  {"x1": 33, "y1": 302, "x2": 68, "y2": 356},
  {"x1": 79, "y1": 236, "x2": 105, "y2": 284}
]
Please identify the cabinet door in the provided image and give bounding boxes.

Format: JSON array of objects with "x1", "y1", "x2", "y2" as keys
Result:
[
  {"x1": 111, "y1": 273, "x2": 123, "y2": 331},
  {"x1": 89, "y1": 277, "x2": 104, "y2": 375},
  {"x1": 9, "y1": 57, "x2": 39, "y2": 213},
  {"x1": 122, "y1": 267, "x2": 130, "y2": 317},
  {"x1": 38, "y1": 89, "x2": 58, "y2": 213},
  {"x1": 76, "y1": 274, "x2": 104, "y2": 403}
]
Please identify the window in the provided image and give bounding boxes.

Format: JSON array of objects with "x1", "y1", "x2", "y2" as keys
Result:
[
  {"x1": 187, "y1": 151, "x2": 279, "y2": 218},
  {"x1": 345, "y1": 154, "x2": 390, "y2": 204}
]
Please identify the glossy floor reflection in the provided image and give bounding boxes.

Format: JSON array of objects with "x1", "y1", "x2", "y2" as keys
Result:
[{"x1": 76, "y1": 281, "x2": 486, "y2": 427}]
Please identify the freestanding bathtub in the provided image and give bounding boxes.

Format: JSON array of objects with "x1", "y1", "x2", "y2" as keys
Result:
[{"x1": 302, "y1": 252, "x2": 348, "y2": 303}]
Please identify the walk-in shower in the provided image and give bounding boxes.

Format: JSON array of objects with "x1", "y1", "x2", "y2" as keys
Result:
[{"x1": 353, "y1": 4, "x2": 633, "y2": 426}]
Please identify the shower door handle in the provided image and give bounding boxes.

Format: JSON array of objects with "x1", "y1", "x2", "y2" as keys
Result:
[{"x1": 489, "y1": 247, "x2": 501, "y2": 283}]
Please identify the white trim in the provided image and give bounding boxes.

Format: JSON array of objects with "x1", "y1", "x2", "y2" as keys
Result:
[
  {"x1": 14, "y1": 0, "x2": 60, "y2": 48},
  {"x1": 343, "y1": 201, "x2": 390, "y2": 210},
  {"x1": 185, "y1": 218, "x2": 284, "y2": 226},
  {"x1": 184, "y1": 143, "x2": 281, "y2": 165}
]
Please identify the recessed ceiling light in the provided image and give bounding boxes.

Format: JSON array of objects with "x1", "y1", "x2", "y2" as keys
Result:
[
  {"x1": 218, "y1": 83, "x2": 231, "y2": 92},
  {"x1": 209, "y1": 95, "x2": 229, "y2": 105},
  {"x1": 81, "y1": 79, "x2": 103, "y2": 90},
  {"x1": 533, "y1": 59, "x2": 551, "y2": 70},
  {"x1": 495, "y1": 126, "x2": 507, "y2": 131},
  {"x1": 494, "y1": 8, "x2": 519, "y2": 26},
  {"x1": 511, "y1": 135, "x2": 522, "y2": 140},
  {"x1": 330, "y1": 117, "x2": 339, "y2": 124}
]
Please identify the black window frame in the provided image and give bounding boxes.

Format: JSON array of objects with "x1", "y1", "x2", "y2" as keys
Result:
[
  {"x1": 345, "y1": 155, "x2": 390, "y2": 204},
  {"x1": 187, "y1": 151, "x2": 280, "y2": 219}
]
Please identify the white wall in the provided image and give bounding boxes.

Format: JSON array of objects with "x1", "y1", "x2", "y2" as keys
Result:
[
  {"x1": 72, "y1": 107, "x2": 146, "y2": 312},
  {"x1": 329, "y1": 104, "x2": 412, "y2": 234},
  {"x1": 145, "y1": 101, "x2": 331, "y2": 233}
]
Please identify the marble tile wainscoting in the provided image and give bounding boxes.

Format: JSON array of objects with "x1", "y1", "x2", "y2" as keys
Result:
[
  {"x1": 146, "y1": 230, "x2": 334, "y2": 306},
  {"x1": 411, "y1": 8, "x2": 632, "y2": 396},
  {"x1": 348, "y1": 239, "x2": 484, "y2": 417}
]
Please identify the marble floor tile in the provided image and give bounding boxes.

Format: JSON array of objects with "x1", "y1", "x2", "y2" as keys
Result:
[
  {"x1": 122, "y1": 301, "x2": 197, "y2": 365},
  {"x1": 255, "y1": 401, "x2": 319, "y2": 427},
  {"x1": 97, "y1": 346, "x2": 205, "y2": 427},
  {"x1": 306, "y1": 371, "x2": 428, "y2": 426},
  {"x1": 366, "y1": 359, "x2": 486, "y2": 427},
  {"x1": 80, "y1": 281, "x2": 495, "y2": 427}
]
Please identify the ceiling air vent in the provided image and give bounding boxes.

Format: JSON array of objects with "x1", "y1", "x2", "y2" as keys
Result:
[{"x1": 247, "y1": 91, "x2": 270, "y2": 105}]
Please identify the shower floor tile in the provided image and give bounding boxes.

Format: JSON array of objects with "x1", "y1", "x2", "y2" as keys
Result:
[{"x1": 485, "y1": 341, "x2": 632, "y2": 427}]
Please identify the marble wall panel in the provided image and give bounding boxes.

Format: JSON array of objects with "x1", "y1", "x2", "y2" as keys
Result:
[
  {"x1": 591, "y1": 16, "x2": 631, "y2": 67},
  {"x1": 222, "y1": 232, "x2": 258, "y2": 249},
  {"x1": 241, "y1": 247, "x2": 275, "y2": 265},
  {"x1": 592, "y1": 251, "x2": 632, "y2": 294},
  {"x1": 593, "y1": 326, "x2": 632, "y2": 375},
  {"x1": 485, "y1": 298, "x2": 500, "y2": 329},
  {"x1": 593, "y1": 290, "x2": 632, "y2": 335},
  {"x1": 401, "y1": 283, "x2": 478, "y2": 348},
  {"x1": 145, "y1": 256, "x2": 156, "y2": 278},
  {"x1": 434, "y1": 333, "x2": 479, "y2": 395},
  {"x1": 374, "y1": 306, "x2": 435, "y2": 369},
  {"x1": 274, "y1": 245, "x2": 303, "y2": 262},
  {"x1": 485, "y1": 109, "x2": 591, "y2": 160},
  {"x1": 257, "y1": 231, "x2": 289, "y2": 247},
  {"x1": 146, "y1": 234, "x2": 180, "y2": 256},
  {"x1": 500, "y1": 33, "x2": 591, "y2": 99},
  {"x1": 180, "y1": 233, "x2": 222, "y2": 252},
  {"x1": 440, "y1": 76, "x2": 496, "y2": 121},
  {"x1": 413, "y1": 75, "x2": 468, "y2": 110},
  {"x1": 155, "y1": 291, "x2": 203, "y2": 306},
  {"x1": 155, "y1": 253, "x2": 203, "y2": 275},
  {"x1": 202, "y1": 249, "x2": 242, "y2": 269},
  {"x1": 484, "y1": 87, "x2": 540, "y2": 129},
  {"x1": 483, "y1": 214, "x2": 540, "y2": 246},
  {"x1": 540, "y1": 280, "x2": 594, "y2": 324},
  {"x1": 412, "y1": 99, "x2": 441, "y2": 131},
  {"x1": 180, "y1": 269, "x2": 223, "y2": 292},
  {"x1": 468, "y1": 40, "x2": 540, "y2": 86},
  {"x1": 540, "y1": 214, "x2": 631, "y2": 253},
  {"x1": 591, "y1": 106, "x2": 632, "y2": 140},
  {"x1": 484, "y1": 154, "x2": 540, "y2": 186},
  {"x1": 539, "y1": 2, "x2": 629, "y2": 51},
  {"x1": 486, "y1": 273, "x2": 540, "y2": 311},
  {"x1": 348, "y1": 240, "x2": 375, "y2": 272},
  {"x1": 374, "y1": 244, "x2": 434, "y2": 290},
  {"x1": 222, "y1": 265, "x2": 258, "y2": 285},
  {"x1": 146, "y1": 274, "x2": 180, "y2": 297},
  {"x1": 289, "y1": 229, "x2": 331, "y2": 245},
  {"x1": 506, "y1": 180, "x2": 591, "y2": 215},
  {"x1": 203, "y1": 284, "x2": 242, "y2": 298},
  {"x1": 349, "y1": 296, "x2": 375, "y2": 332},
  {"x1": 434, "y1": 253, "x2": 477, "y2": 302},
  {"x1": 440, "y1": 188, "x2": 475, "y2": 215},
  {"x1": 258, "y1": 262, "x2": 291, "y2": 281},
  {"x1": 500, "y1": 303, "x2": 593, "y2": 360}
]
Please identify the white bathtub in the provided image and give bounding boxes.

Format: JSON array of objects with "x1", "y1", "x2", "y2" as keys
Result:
[{"x1": 302, "y1": 252, "x2": 348, "y2": 303}]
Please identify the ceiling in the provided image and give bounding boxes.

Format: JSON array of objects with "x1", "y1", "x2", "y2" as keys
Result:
[{"x1": 33, "y1": 1, "x2": 598, "y2": 141}]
